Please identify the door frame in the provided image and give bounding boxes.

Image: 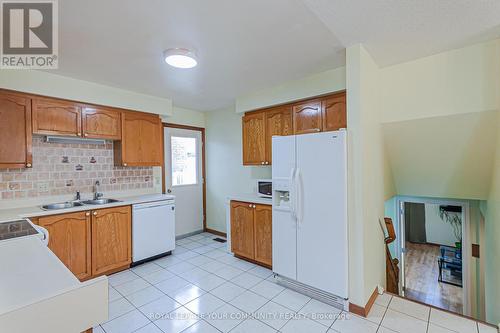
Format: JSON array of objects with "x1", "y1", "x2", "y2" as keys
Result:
[
  {"x1": 162, "y1": 123, "x2": 207, "y2": 231},
  {"x1": 397, "y1": 196, "x2": 471, "y2": 316}
]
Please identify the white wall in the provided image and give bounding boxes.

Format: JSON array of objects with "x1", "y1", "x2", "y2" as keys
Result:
[
  {"x1": 424, "y1": 204, "x2": 460, "y2": 247},
  {"x1": 0, "y1": 70, "x2": 173, "y2": 115},
  {"x1": 235, "y1": 67, "x2": 346, "y2": 113},
  {"x1": 205, "y1": 108, "x2": 271, "y2": 232},
  {"x1": 163, "y1": 106, "x2": 206, "y2": 128}
]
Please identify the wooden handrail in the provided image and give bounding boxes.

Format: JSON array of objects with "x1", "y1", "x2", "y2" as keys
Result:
[{"x1": 384, "y1": 217, "x2": 399, "y2": 294}]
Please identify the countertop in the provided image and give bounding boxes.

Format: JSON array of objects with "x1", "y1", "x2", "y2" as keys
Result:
[
  {"x1": 227, "y1": 193, "x2": 272, "y2": 205},
  {"x1": 0, "y1": 193, "x2": 175, "y2": 223}
]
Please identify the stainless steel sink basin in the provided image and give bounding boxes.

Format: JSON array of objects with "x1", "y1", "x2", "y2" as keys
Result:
[
  {"x1": 41, "y1": 202, "x2": 85, "y2": 210},
  {"x1": 81, "y1": 198, "x2": 122, "y2": 205}
]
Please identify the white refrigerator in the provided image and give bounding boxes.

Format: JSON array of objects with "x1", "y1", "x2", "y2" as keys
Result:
[{"x1": 272, "y1": 130, "x2": 348, "y2": 302}]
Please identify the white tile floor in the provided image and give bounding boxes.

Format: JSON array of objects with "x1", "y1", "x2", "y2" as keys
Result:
[{"x1": 94, "y1": 232, "x2": 498, "y2": 333}]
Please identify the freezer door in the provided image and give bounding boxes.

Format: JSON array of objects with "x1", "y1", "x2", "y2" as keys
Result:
[
  {"x1": 272, "y1": 135, "x2": 295, "y2": 180},
  {"x1": 295, "y1": 131, "x2": 348, "y2": 298}
]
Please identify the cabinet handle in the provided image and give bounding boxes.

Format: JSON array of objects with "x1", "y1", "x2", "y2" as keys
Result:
[
  {"x1": 315, "y1": 128, "x2": 320, "y2": 132},
  {"x1": 26, "y1": 163, "x2": 32, "y2": 168},
  {"x1": 93, "y1": 211, "x2": 97, "y2": 216},
  {"x1": 123, "y1": 163, "x2": 128, "y2": 167},
  {"x1": 261, "y1": 162, "x2": 265, "y2": 165},
  {"x1": 265, "y1": 161, "x2": 269, "y2": 165},
  {"x1": 77, "y1": 132, "x2": 81, "y2": 136},
  {"x1": 248, "y1": 204, "x2": 252, "y2": 208},
  {"x1": 85, "y1": 212, "x2": 90, "y2": 216},
  {"x1": 84, "y1": 133, "x2": 88, "y2": 137}
]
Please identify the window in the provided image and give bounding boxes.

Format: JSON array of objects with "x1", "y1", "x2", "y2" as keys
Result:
[{"x1": 171, "y1": 136, "x2": 197, "y2": 186}]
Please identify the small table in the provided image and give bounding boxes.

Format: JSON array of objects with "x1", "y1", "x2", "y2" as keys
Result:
[{"x1": 438, "y1": 246, "x2": 463, "y2": 287}]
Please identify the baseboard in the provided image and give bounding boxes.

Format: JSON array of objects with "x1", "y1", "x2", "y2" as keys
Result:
[
  {"x1": 349, "y1": 287, "x2": 379, "y2": 317},
  {"x1": 205, "y1": 228, "x2": 227, "y2": 238}
]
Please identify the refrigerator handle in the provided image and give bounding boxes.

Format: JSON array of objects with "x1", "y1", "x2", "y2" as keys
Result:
[
  {"x1": 295, "y1": 168, "x2": 303, "y2": 224},
  {"x1": 290, "y1": 167, "x2": 297, "y2": 219}
]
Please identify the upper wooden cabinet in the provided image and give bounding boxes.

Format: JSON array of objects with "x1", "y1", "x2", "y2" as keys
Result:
[
  {"x1": 322, "y1": 92, "x2": 346, "y2": 132},
  {"x1": 242, "y1": 112, "x2": 266, "y2": 165},
  {"x1": 38, "y1": 211, "x2": 92, "y2": 281},
  {"x1": 91, "y1": 206, "x2": 132, "y2": 276},
  {"x1": 265, "y1": 106, "x2": 292, "y2": 164},
  {"x1": 82, "y1": 106, "x2": 121, "y2": 140},
  {"x1": 114, "y1": 111, "x2": 162, "y2": 166},
  {"x1": 0, "y1": 92, "x2": 32, "y2": 169},
  {"x1": 32, "y1": 98, "x2": 82, "y2": 136},
  {"x1": 293, "y1": 100, "x2": 322, "y2": 134}
]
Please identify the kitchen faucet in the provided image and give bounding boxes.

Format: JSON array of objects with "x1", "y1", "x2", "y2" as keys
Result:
[{"x1": 93, "y1": 181, "x2": 103, "y2": 200}]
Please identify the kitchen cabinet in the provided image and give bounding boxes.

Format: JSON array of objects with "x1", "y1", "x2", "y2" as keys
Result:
[
  {"x1": 38, "y1": 211, "x2": 92, "y2": 281},
  {"x1": 82, "y1": 106, "x2": 121, "y2": 140},
  {"x1": 292, "y1": 100, "x2": 322, "y2": 134},
  {"x1": 265, "y1": 106, "x2": 292, "y2": 165},
  {"x1": 242, "y1": 112, "x2": 266, "y2": 165},
  {"x1": 230, "y1": 200, "x2": 272, "y2": 267},
  {"x1": 114, "y1": 111, "x2": 163, "y2": 166},
  {"x1": 0, "y1": 91, "x2": 32, "y2": 169},
  {"x1": 91, "y1": 206, "x2": 132, "y2": 276},
  {"x1": 254, "y1": 204, "x2": 272, "y2": 266},
  {"x1": 322, "y1": 92, "x2": 346, "y2": 132},
  {"x1": 32, "y1": 98, "x2": 82, "y2": 136}
]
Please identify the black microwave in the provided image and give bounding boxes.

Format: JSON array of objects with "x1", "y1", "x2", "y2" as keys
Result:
[{"x1": 257, "y1": 179, "x2": 272, "y2": 198}]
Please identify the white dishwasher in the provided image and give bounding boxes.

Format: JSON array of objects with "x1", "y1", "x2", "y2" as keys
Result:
[{"x1": 132, "y1": 199, "x2": 175, "y2": 264}]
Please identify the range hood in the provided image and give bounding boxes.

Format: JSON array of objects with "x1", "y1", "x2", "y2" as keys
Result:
[{"x1": 44, "y1": 136, "x2": 106, "y2": 145}]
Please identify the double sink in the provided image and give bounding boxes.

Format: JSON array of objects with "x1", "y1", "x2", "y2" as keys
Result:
[{"x1": 41, "y1": 198, "x2": 122, "y2": 211}]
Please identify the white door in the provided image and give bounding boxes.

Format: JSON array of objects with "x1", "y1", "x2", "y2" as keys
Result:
[
  {"x1": 164, "y1": 127, "x2": 203, "y2": 236},
  {"x1": 296, "y1": 131, "x2": 348, "y2": 298}
]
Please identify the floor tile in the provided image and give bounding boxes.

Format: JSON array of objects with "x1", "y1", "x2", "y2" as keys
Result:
[
  {"x1": 428, "y1": 323, "x2": 458, "y2": 333},
  {"x1": 299, "y1": 298, "x2": 342, "y2": 327},
  {"x1": 429, "y1": 308, "x2": 479, "y2": 333},
  {"x1": 210, "y1": 281, "x2": 246, "y2": 302},
  {"x1": 381, "y1": 308, "x2": 428, "y2": 333},
  {"x1": 175, "y1": 251, "x2": 201, "y2": 261},
  {"x1": 139, "y1": 295, "x2": 182, "y2": 321},
  {"x1": 191, "y1": 273, "x2": 226, "y2": 291},
  {"x1": 131, "y1": 263, "x2": 163, "y2": 277},
  {"x1": 199, "y1": 260, "x2": 227, "y2": 273},
  {"x1": 185, "y1": 293, "x2": 225, "y2": 316},
  {"x1": 216, "y1": 254, "x2": 241, "y2": 265},
  {"x1": 176, "y1": 238, "x2": 193, "y2": 245},
  {"x1": 254, "y1": 301, "x2": 296, "y2": 330},
  {"x1": 188, "y1": 234, "x2": 205, "y2": 241},
  {"x1": 142, "y1": 269, "x2": 176, "y2": 285},
  {"x1": 153, "y1": 306, "x2": 199, "y2": 333},
  {"x1": 205, "y1": 303, "x2": 247, "y2": 332},
  {"x1": 192, "y1": 245, "x2": 216, "y2": 254},
  {"x1": 180, "y1": 320, "x2": 220, "y2": 333},
  {"x1": 155, "y1": 276, "x2": 190, "y2": 294},
  {"x1": 330, "y1": 312, "x2": 379, "y2": 333},
  {"x1": 153, "y1": 255, "x2": 183, "y2": 268},
  {"x1": 92, "y1": 325, "x2": 105, "y2": 333},
  {"x1": 231, "y1": 318, "x2": 277, "y2": 333},
  {"x1": 125, "y1": 286, "x2": 164, "y2": 308},
  {"x1": 167, "y1": 284, "x2": 205, "y2": 305},
  {"x1": 281, "y1": 317, "x2": 329, "y2": 333},
  {"x1": 102, "y1": 309, "x2": 150, "y2": 333},
  {"x1": 272, "y1": 289, "x2": 311, "y2": 312},
  {"x1": 182, "y1": 242, "x2": 205, "y2": 250},
  {"x1": 204, "y1": 249, "x2": 228, "y2": 259},
  {"x1": 375, "y1": 293, "x2": 393, "y2": 307},
  {"x1": 133, "y1": 323, "x2": 163, "y2": 333},
  {"x1": 229, "y1": 290, "x2": 268, "y2": 313},
  {"x1": 228, "y1": 260, "x2": 256, "y2": 271},
  {"x1": 167, "y1": 262, "x2": 197, "y2": 275},
  {"x1": 108, "y1": 297, "x2": 135, "y2": 321},
  {"x1": 376, "y1": 327, "x2": 398, "y2": 333},
  {"x1": 247, "y1": 266, "x2": 273, "y2": 279},
  {"x1": 114, "y1": 278, "x2": 151, "y2": 296},
  {"x1": 250, "y1": 279, "x2": 285, "y2": 299},
  {"x1": 172, "y1": 246, "x2": 191, "y2": 254},
  {"x1": 478, "y1": 323, "x2": 498, "y2": 333},
  {"x1": 108, "y1": 270, "x2": 139, "y2": 287},
  {"x1": 365, "y1": 303, "x2": 386, "y2": 325},
  {"x1": 389, "y1": 296, "x2": 430, "y2": 321},
  {"x1": 187, "y1": 255, "x2": 214, "y2": 266},
  {"x1": 214, "y1": 265, "x2": 244, "y2": 280},
  {"x1": 231, "y1": 272, "x2": 263, "y2": 289},
  {"x1": 109, "y1": 286, "x2": 122, "y2": 302}
]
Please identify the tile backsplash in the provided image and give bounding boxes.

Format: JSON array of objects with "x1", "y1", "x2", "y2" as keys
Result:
[{"x1": 0, "y1": 136, "x2": 153, "y2": 200}]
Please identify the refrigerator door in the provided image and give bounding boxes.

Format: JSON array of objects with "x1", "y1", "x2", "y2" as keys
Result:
[
  {"x1": 272, "y1": 135, "x2": 297, "y2": 280},
  {"x1": 296, "y1": 130, "x2": 348, "y2": 298}
]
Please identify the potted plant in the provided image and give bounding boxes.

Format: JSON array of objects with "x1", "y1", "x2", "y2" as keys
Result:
[{"x1": 439, "y1": 205, "x2": 462, "y2": 258}]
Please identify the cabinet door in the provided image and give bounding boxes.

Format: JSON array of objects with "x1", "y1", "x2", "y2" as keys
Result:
[
  {"x1": 91, "y1": 206, "x2": 131, "y2": 276},
  {"x1": 32, "y1": 98, "x2": 82, "y2": 136},
  {"x1": 254, "y1": 204, "x2": 272, "y2": 266},
  {"x1": 0, "y1": 92, "x2": 32, "y2": 169},
  {"x1": 230, "y1": 201, "x2": 255, "y2": 259},
  {"x1": 82, "y1": 106, "x2": 121, "y2": 140},
  {"x1": 322, "y1": 92, "x2": 346, "y2": 132},
  {"x1": 242, "y1": 112, "x2": 266, "y2": 165},
  {"x1": 293, "y1": 100, "x2": 322, "y2": 134},
  {"x1": 265, "y1": 106, "x2": 292, "y2": 165},
  {"x1": 38, "y1": 211, "x2": 92, "y2": 280},
  {"x1": 118, "y1": 112, "x2": 162, "y2": 166}
]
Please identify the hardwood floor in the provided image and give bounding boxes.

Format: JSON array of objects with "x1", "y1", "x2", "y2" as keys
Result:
[{"x1": 404, "y1": 242, "x2": 463, "y2": 314}]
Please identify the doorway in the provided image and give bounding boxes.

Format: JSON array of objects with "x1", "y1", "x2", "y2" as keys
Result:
[
  {"x1": 163, "y1": 123, "x2": 206, "y2": 237},
  {"x1": 398, "y1": 198, "x2": 469, "y2": 315}
]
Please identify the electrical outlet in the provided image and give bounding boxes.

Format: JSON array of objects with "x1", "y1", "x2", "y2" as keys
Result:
[{"x1": 37, "y1": 182, "x2": 49, "y2": 193}]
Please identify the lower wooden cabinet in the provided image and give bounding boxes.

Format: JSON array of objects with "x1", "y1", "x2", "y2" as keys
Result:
[
  {"x1": 230, "y1": 201, "x2": 272, "y2": 267},
  {"x1": 35, "y1": 206, "x2": 131, "y2": 280},
  {"x1": 91, "y1": 206, "x2": 132, "y2": 276}
]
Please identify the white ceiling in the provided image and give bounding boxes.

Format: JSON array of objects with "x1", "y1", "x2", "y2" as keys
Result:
[{"x1": 53, "y1": 0, "x2": 500, "y2": 111}]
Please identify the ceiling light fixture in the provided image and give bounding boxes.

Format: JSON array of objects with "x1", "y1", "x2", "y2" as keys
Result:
[{"x1": 163, "y1": 48, "x2": 198, "y2": 69}]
